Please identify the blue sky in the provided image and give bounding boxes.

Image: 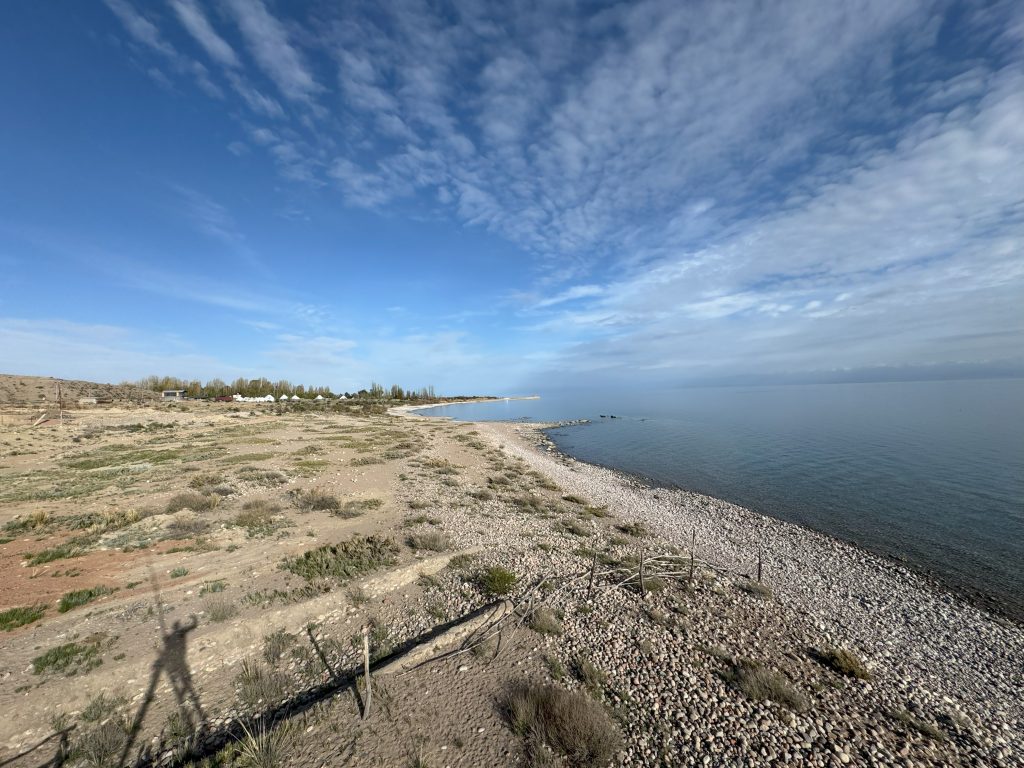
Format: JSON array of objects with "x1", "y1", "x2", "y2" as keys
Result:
[{"x1": 1, "y1": 0, "x2": 1021, "y2": 394}]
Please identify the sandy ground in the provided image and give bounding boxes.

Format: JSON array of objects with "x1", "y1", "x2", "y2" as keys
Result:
[{"x1": 0, "y1": 402, "x2": 1019, "y2": 767}]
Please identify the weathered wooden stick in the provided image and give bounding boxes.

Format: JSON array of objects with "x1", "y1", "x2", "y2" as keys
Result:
[
  {"x1": 361, "y1": 625, "x2": 372, "y2": 720},
  {"x1": 586, "y1": 551, "x2": 598, "y2": 602},
  {"x1": 757, "y1": 547, "x2": 763, "y2": 584},
  {"x1": 639, "y1": 550, "x2": 646, "y2": 599}
]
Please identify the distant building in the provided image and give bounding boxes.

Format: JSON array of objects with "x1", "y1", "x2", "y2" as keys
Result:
[{"x1": 162, "y1": 390, "x2": 187, "y2": 400}]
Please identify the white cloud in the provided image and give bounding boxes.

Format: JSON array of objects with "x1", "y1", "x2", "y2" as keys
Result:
[
  {"x1": 170, "y1": 0, "x2": 240, "y2": 68},
  {"x1": 222, "y1": 0, "x2": 319, "y2": 102}
]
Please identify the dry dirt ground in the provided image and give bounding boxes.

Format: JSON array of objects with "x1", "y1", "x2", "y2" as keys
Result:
[
  {"x1": 0, "y1": 403, "x2": 561, "y2": 768},
  {"x1": 0, "y1": 375, "x2": 158, "y2": 408}
]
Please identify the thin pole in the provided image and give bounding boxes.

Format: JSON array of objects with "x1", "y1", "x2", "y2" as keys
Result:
[{"x1": 361, "y1": 625, "x2": 372, "y2": 719}]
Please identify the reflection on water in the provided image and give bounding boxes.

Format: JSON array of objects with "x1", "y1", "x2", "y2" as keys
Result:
[{"x1": 420, "y1": 380, "x2": 1024, "y2": 621}]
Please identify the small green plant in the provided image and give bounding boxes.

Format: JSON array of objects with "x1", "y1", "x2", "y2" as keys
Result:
[
  {"x1": 25, "y1": 542, "x2": 86, "y2": 566},
  {"x1": 236, "y1": 657, "x2": 288, "y2": 709},
  {"x1": 58, "y1": 585, "x2": 115, "y2": 613},
  {"x1": 0, "y1": 605, "x2": 45, "y2": 631},
  {"x1": 32, "y1": 640, "x2": 104, "y2": 676},
  {"x1": 338, "y1": 498, "x2": 384, "y2": 517},
  {"x1": 80, "y1": 692, "x2": 127, "y2": 723},
  {"x1": 169, "y1": 567, "x2": 189, "y2": 578},
  {"x1": 237, "y1": 719, "x2": 294, "y2": 768},
  {"x1": 477, "y1": 565, "x2": 517, "y2": 596},
  {"x1": 447, "y1": 553, "x2": 477, "y2": 571},
  {"x1": 282, "y1": 535, "x2": 399, "y2": 584},
  {"x1": 237, "y1": 467, "x2": 288, "y2": 486},
  {"x1": 200, "y1": 579, "x2": 227, "y2": 595}
]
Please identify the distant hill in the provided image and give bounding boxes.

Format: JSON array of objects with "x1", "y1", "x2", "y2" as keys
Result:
[{"x1": 0, "y1": 374, "x2": 159, "y2": 405}]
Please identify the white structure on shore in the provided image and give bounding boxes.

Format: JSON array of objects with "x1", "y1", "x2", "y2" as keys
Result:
[
  {"x1": 290, "y1": 395, "x2": 300, "y2": 401},
  {"x1": 278, "y1": 394, "x2": 290, "y2": 401},
  {"x1": 315, "y1": 394, "x2": 324, "y2": 400}
]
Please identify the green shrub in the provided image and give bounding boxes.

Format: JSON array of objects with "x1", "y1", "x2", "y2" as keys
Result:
[
  {"x1": 58, "y1": 585, "x2": 115, "y2": 613},
  {"x1": 204, "y1": 595, "x2": 237, "y2": 622},
  {"x1": 477, "y1": 565, "x2": 517, "y2": 596},
  {"x1": 170, "y1": 567, "x2": 189, "y2": 578},
  {"x1": 282, "y1": 535, "x2": 399, "y2": 584},
  {"x1": 32, "y1": 640, "x2": 103, "y2": 675},
  {"x1": 614, "y1": 521, "x2": 648, "y2": 537},
  {"x1": 0, "y1": 605, "x2": 46, "y2": 631}
]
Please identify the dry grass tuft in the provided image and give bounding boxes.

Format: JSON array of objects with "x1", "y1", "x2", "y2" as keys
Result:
[
  {"x1": 166, "y1": 491, "x2": 218, "y2": 514},
  {"x1": 406, "y1": 530, "x2": 450, "y2": 552},
  {"x1": 502, "y1": 680, "x2": 622, "y2": 767},
  {"x1": 812, "y1": 647, "x2": 872, "y2": 680},
  {"x1": 723, "y1": 658, "x2": 808, "y2": 712},
  {"x1": 528, "y1": 606, "x2": 564, "y2": 636}
]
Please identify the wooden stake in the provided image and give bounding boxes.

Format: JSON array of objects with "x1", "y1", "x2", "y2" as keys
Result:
[
  {"x1": 361, "y1": 625, "x2": 372, "y2": 720},
  {"x1": 586, "y1": 551, "x2": 598, "y2": 602},
  {"x1": 639, "y1": 550, "x2": 646, "y2": 599},
  {"x1": 689, "y1": 528, "x2": 696, "y2": 582},
  {"x1": 756, "y1": 547, "x2": 763, "y2": 584}
]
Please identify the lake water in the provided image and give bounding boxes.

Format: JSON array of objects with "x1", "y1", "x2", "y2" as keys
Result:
[{"x1": 417, "y1": 379, "x2": 1024, "y2": 622}]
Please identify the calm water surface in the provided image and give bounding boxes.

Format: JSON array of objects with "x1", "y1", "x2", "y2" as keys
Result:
[{"x1": 419, "y1": 380, "x2": 1024, "y2": 622}]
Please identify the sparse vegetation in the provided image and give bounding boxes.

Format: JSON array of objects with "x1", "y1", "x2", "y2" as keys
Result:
[
  {"x1": 892, "y1": 709, "x2": 946, "y2": 741},
  {"x1": 528, "y1": 606, "x2": 564, "y2": 635},
  {"x1": 236, "y1": 657, "x2": 288, "y2": 709},
  {"x1": 204, "y1": 595, "x2": 238, "y2": 622},
  {"x1": 477, "y1": 565, "x2": 518, "y2": 596},
  {"x1": 502, "y1": 680, "x2": 622, "y2": 767},
  {"x1": 32, "y1": 639, "x2": 104, "y2": 676},
  {"x1": 282, "y1": 535, "x2": 399, "y2": 584},
  {"x1": 615, "y1": 521, "x2": 648, "y2": 537},
  {"x1": 237, "y1": 467, "x2": 289, "y2": 487},
  {"x1": 58, "y1": 585, "x2": 115, "y2": 613},
  {"x1": 722, "y1": 658, "x2": 808, "y2": 712},
  {"x1": 234, "y1": 499, "x2": 282, "y2": 536},
  {"x1": 736, "y1": 579, "x2": 773, "y2": 600},
  {"x1": 0, "y1": 605, "x2": 46, "y2": 631},
  {"x1": 237, "y1": 719, "x2": 295, "y2": 768},
  {"x1": 290, "y1": 488, "x2": 342, "y2": 514},
  {"x1": 574, "y1": 658, "x2": 607, "y2": 693},
  {"x1": 812, "y1": 647, "x2": 872, "y2": 680},
  {"x1": 165, "y1": 491, "x2": 218, "y2": 513},
  {"x1": 263, "y1": 629, "x2": 298, "y2": 664},
  {"x1": 170, "y1": 566, "x2": 189, "y2": 578},
  {"x1": 406, "y1": 530, "x2": 450, "y2": 552}
]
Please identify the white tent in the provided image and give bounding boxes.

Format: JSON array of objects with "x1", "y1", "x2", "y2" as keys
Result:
[
  {"x1": 232, "y1": 394, "x2": 243, "y2": 401},
  {"x1": 290, "y1": 395, "x2": 300, "y2": 401},
  {"x1": 263, "y1": 395, "x2": 275, "y2": 402},
  {"x1": 278, "y1": 394, "x2": 290, "y2": 401},
  {"x1": 314, "y1": 394, "x2": 324, "y2": 400},
  {"x1": 338, "y1": 395, "x2": 347, "y2": 400}
]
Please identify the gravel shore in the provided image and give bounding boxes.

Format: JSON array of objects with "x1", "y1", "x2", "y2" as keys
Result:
[{"x1": 470, "y1": 419, "x2": 1024, "y2": 766}]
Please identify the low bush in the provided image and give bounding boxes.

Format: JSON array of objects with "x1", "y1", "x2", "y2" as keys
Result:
[
  {"x1": 165, "y1": 492, "x2": 218, "y2": 514},
  {"x1": 204, "y1": 595, "x2": 237, "y2": 622},
  {"x1": 32, "y1": 640, "x2": 104, "y2": 676},
  {"x1": 58, "y1": 585, "x2": 115, "y2": 613},
  {"x1": 723, "y1": 658, "x2": 808, "y2": 712},
  {"x1": 528, "y1": 606, "x2": 563, "y2": 636},
  {"x1": 614, "y1": 521, "x2": 648, "y2": 537},
  {"x1": 502, "y1": 680, "x2": 622, "y2": 767},
  {"x1": 406, "y1": 530, "x2": 450, "y2": 552},
  {"x1": 282, "y1": 535, "x2": 399, "y2": 584},
  {"x1": 234, "y1": 499, "x2": 281, "y2": 536},
  {"x1": 0, "y1": 605, "x2": 46, "y2": 631},
  {"x1": 736, "y1": 579, "x2": 773, "y2": 600},
  {"x1": 477, "y1": 565, "x2": 518, "y2": 596},
  {"x1": 290, "y1": 488, "x2": 341, "y2": 513}
]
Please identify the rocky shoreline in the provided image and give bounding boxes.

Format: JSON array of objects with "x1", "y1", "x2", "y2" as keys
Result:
[{"x1": 470, "y1": 419, "x2": 1023, "y2": 766}]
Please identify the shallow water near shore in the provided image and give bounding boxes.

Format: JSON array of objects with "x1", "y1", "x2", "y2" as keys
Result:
[{"x1": 418, "y1": 379, "x2": 1024, "y2": 622}]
